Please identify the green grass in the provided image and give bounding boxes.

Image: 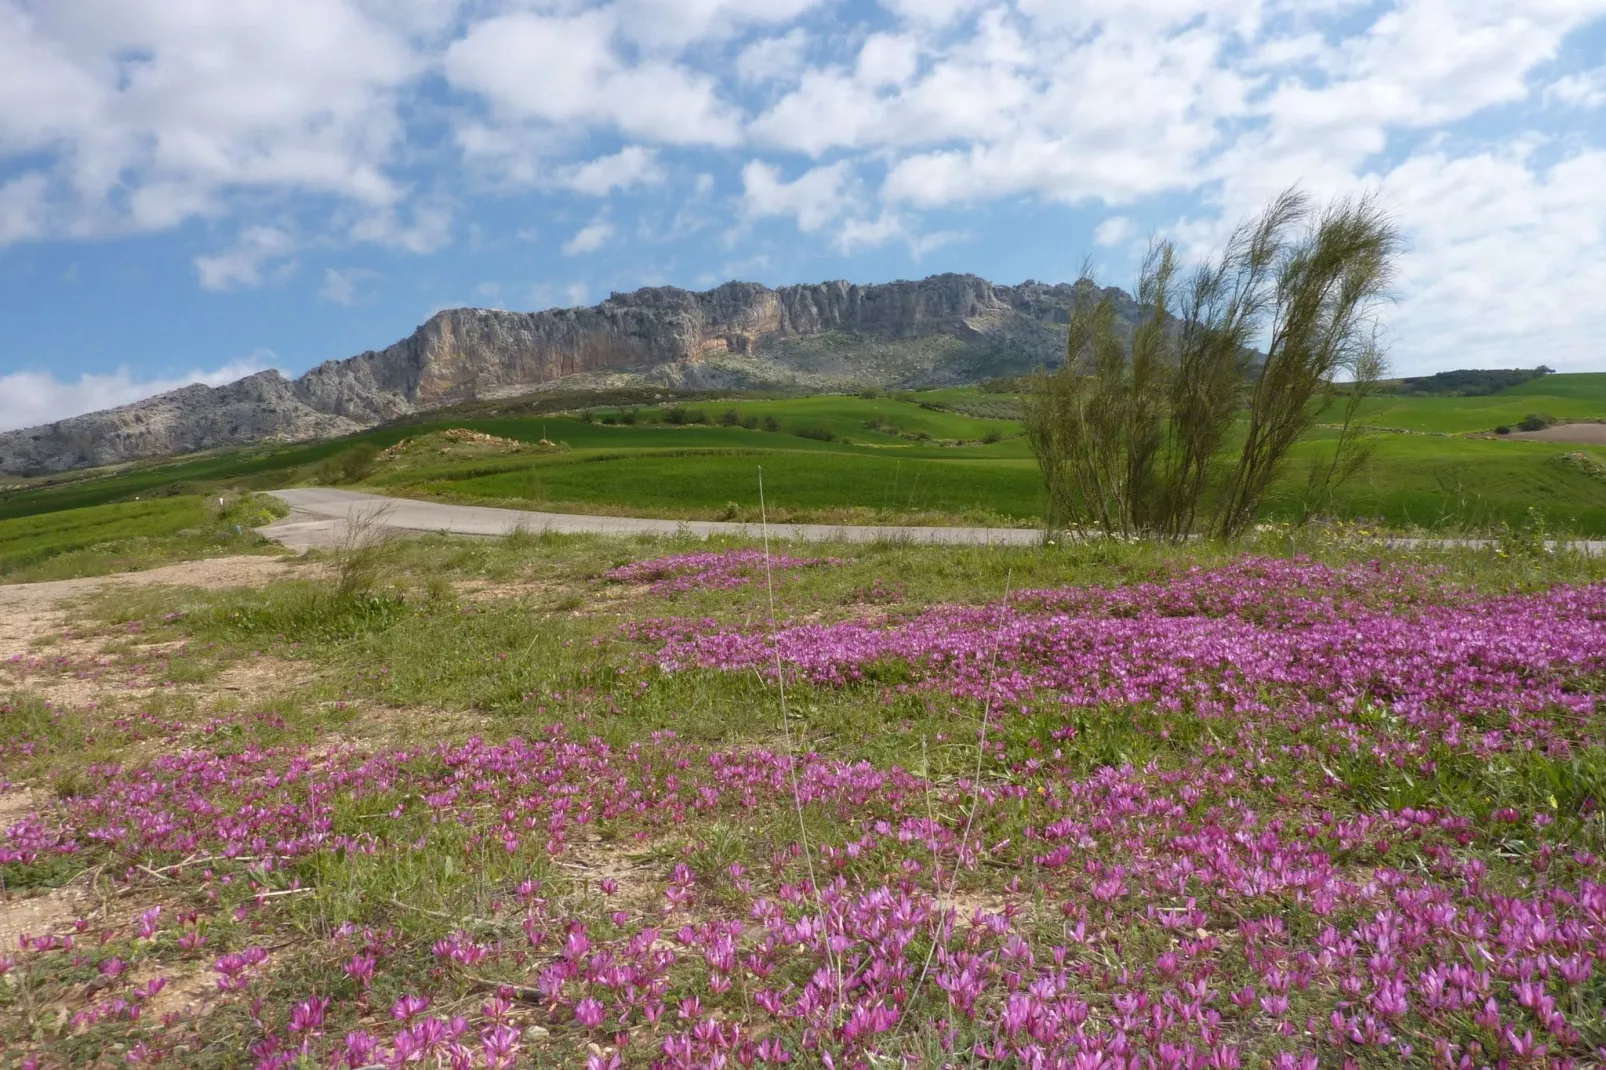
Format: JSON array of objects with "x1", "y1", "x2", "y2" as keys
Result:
[
  {"x1": 0, "y1": 494, "x2": 288, "y2": 582},
  {"x1": 1267, "y1": 431, "x2": 1606, "y2": 532},
  {"x1": 1500, "y1": 372, "x2": 1606, "y2": 399},
  {"x1": 405, "y1": 448, "x2": 1045, "y2": 525},
  {"x1": 5, "y1": 373, "x2": 1606, "y2": 539},
  {"x1": 1351, "y1": 394, "x2": 1606, "y2": 434},
  {"x1": 9, "y1": 531, "x2": 1606, "y2": 1063}
]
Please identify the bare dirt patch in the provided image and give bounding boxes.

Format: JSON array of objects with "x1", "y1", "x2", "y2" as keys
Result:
[
  {"x1": 309, "y1": 703, "x2": 497, "y2": 754},
  {"x1": 133, "y1": 960, "x2": 214, "y2": 1022},
  {"x1": 552, "y1": 838, "x2": 668, "y2": 912},
  {"x1": 1506, "y1": 422, "x2": 1606, "y2": 444},
  {"x1": 0, "y1": 785, "x2": 44, "y2": 825},
  {"x1": 1, "y1": 556, "x2": 317, "y2": 707},
  {"x1": 1, "y1": 556, "x2": 306, "y2": 653},
  {"x1": 0, "y1": 884, "x2": 100, "y2": 949}
]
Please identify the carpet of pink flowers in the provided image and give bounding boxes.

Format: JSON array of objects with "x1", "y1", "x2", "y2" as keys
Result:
[{"x1": 3, "y1": 556, "x2": 1606, "y2": 1067}]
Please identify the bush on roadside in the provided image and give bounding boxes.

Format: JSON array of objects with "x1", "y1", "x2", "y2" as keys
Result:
[
  {"x1": 1518, "y1": 413, "x2": 1553, "y2": 432},
  {"x1": 317, "y1": 442, "x2": 379, "y2": 484}
]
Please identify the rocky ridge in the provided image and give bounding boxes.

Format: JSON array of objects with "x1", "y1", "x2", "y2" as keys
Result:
[{"x1": 0, "y1": 273, "x2": 1137, "y2": 475}]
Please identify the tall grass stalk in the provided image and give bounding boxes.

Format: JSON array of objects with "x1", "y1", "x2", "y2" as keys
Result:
[{"x1": 757, "y1": 467, "x2": 846, "y2": 1024}]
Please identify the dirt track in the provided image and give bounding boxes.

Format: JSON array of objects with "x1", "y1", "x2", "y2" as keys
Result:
[
  {"x1": 1507, "y1": 422, "x2": 1606, "y2": 444},
  {"x1": 259, "y1": 487, "x2": 1606, "y2": 555},
  {"x1": 261, "y1": 487, "x2": 1045, "y2": 550}
]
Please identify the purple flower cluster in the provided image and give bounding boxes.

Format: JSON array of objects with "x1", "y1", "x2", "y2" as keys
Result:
[
  {"x1": 5, "y1": 556, "x2": 1606, "y2": 1066},
  {"x1": 606, "y1": 549, "x2": 844, "y2": 595},
  {"x1": 641, "y1": 557, "x2": 1606, "y2": 758}
]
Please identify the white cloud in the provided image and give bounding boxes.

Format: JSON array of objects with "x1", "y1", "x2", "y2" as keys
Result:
[
  {"x1": 1093, "y1": 216, "x2": 1132, "y2": 247},
  {"x1": 0, "y1": 1, "x2": 436, "y2": 246},
  {"x1": 194, "y1": 226, "x2": 296, "y2": 291},
  {"x1": 877, "y1": 0, "x2": 985, "y2": 27},
  {"x1": 563, "y1": 214, "x2": 615, "y2": 255},
  {"x1": 347, "y1": 198, "x2": 456, "y2": 254},
  {"x1": 0, "y1": 355, "x2": 276, "y2": 433},
  {"x1": 910, "y1": 228, "x2": 966, "y2": 258},
  {"x1": 1546, "y1": 68, "x2": 1606, "y2": 107},
  {"x1": 835, "y1": 212, "x2": 907, "y2": 253},
  {"x1": 1374, "y1": 145, "x2": 1606, "y2": 372},
  {"x1": 856, "y1": 33, "x2": 921, "y2": 88},
  {"x1": 319, "y1": 267, "x2": 381, "y2": 306},
  {"x1": 615, "y1": 0, "x2": 823, "y2": 49},
  {"x1": 565, "y1": 147, "x2": 665, "y2": 195},
  {"x1": 0, "y1": 0, "x2": 1602, "y2": 378},
  {"x1": 443, "y1": 11, "x2": 741, "y2": 147},
  {"x1": 736, "y1": 29, "x2": 809, "y2": 84},
  {"x1": 0, "y1": 174, "x2": 52, "y2": 245},
  {"x1": 741, "y1": 160, "x2": 856, "y2": 231}
]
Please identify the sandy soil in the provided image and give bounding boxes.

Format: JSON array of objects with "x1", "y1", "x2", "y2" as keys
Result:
[
  {"x1": 0, "y1": 556, "x2": 302, "y2": 646},
  {"x1": 0, "y1": 556, "x2": 314, "y2": 706},
  {"x1": 1506, "y1": 422, "x2": 1606, "y2": 444}
]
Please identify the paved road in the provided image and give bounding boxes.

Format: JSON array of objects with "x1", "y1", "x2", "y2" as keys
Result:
[
  {"x1": 260, "y1": 488, "x2": 1046, "y2": 550},
  {"x1": 261, "y1": 488, "x2": 1606, "y2": 555}
]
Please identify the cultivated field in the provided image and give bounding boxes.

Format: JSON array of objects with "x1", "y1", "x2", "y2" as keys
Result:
[
  {"x1": 3, "y1": 527, "x2": 1606, "y2": 1066},
  {"x1": 4, "y1": 374, "x2": 1606, "y2": 586}
]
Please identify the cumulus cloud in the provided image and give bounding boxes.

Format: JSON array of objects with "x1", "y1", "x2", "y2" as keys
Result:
[
  {"x1": 563, "y1": 214, "x2": 615, "y2": 255},
  {"x1": 0, "y1": 1, "x2": 433, "y2": 246},
  {"x1": 1375, "y1": 145, "x2": 1606, "y2": 372},
  {"x1": 1546, "y1": 68, "x2": 1606, "y2": 107},
  {"x1": 1093, "y1": 216, "x2": 1133, "y2": 247},
  {"x1": 564, "y1": 147, "x2": 665, "y2": 195},
  {"x1": 736, "y1": 29, "x2": 810, "y2": 84},
  {"x1": 347, "y1": 199, "x2": 456, "y2": 254},
  {"x1": 614, "y1": 0, "x2": 823, "y2": 50},
  {"x1": 194, "y1": 226, "x2": 297, "y2": 291},
  {"x1": 0, "y1": 355, "x2": 277, "y2": 433},
  {"x1": 443, "y1": 11, "x2": 741, "y2": 147},
  {"x1": 319, "y1": 267, "x2": 381, "y2": 306},
  {"x1": 741, "y1": 160, "x2": 857, "y2": 231},
  {"x1": 1, "y1": 0, "x2": 1604, "y2": 375}
]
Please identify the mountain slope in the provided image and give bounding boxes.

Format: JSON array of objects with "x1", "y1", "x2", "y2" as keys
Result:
[{"x1": 0, "y1": 273, "x2": 1135, "y2": 475}]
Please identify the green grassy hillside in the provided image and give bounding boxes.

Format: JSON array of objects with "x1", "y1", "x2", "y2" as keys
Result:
[
  {"x1": 0, "y1": 495, "x2": 287, "y2": 581},
  {"x1": 1500, "y1": 372, "x2": 1606, "y2": 399},
  {"x1": 3, "y1": 373, "x2": 1605, "y2": 539}
]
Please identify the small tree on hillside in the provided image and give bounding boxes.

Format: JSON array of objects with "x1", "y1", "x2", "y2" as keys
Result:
[{"x1": 1025, "y1": 188, "x2": 1400, "y2": 540}]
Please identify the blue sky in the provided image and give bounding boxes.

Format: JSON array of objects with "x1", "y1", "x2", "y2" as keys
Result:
[{"x1": 0, "y1": 0, "x2": 1603, "y2": 431}]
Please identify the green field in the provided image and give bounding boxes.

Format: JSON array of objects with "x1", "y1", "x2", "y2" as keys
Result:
[
  {"x1": 0, "y1": 495, "x2": 287, "y2": 581},
  {"x1": 1351, "y1": 393, "x2": 1606, "y2": 434},
  {"x1": 4, "y1": 374, "x2": 1606, "y2": 545}
]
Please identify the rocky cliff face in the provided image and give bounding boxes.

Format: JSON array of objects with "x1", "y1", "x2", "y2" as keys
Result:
[{"x1": 0, "y1": 273, "x2": 1135, "y2": 475}]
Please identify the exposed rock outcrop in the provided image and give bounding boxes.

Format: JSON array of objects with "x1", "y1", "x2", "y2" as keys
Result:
[{"x1": 0, "y1": 273, "x2": 1136, "y2": 475}]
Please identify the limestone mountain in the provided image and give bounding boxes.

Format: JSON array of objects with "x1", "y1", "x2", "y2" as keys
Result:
[{"x1": 0, "y1": 273, "x2": 1140, "y2": 475}]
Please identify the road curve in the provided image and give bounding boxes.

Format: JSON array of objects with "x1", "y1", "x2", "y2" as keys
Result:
[
  {"x1": 260, "y1": 488, "x2": 1606, "y2": 555},
  {"x1": 260, "y1": 488, "x2": 1045, "y2": 551}
]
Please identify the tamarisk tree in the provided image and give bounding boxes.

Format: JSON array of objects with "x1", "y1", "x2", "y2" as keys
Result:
[{"x1": 1025, "y1": 189, "x2": 1400, "y2": 540}]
